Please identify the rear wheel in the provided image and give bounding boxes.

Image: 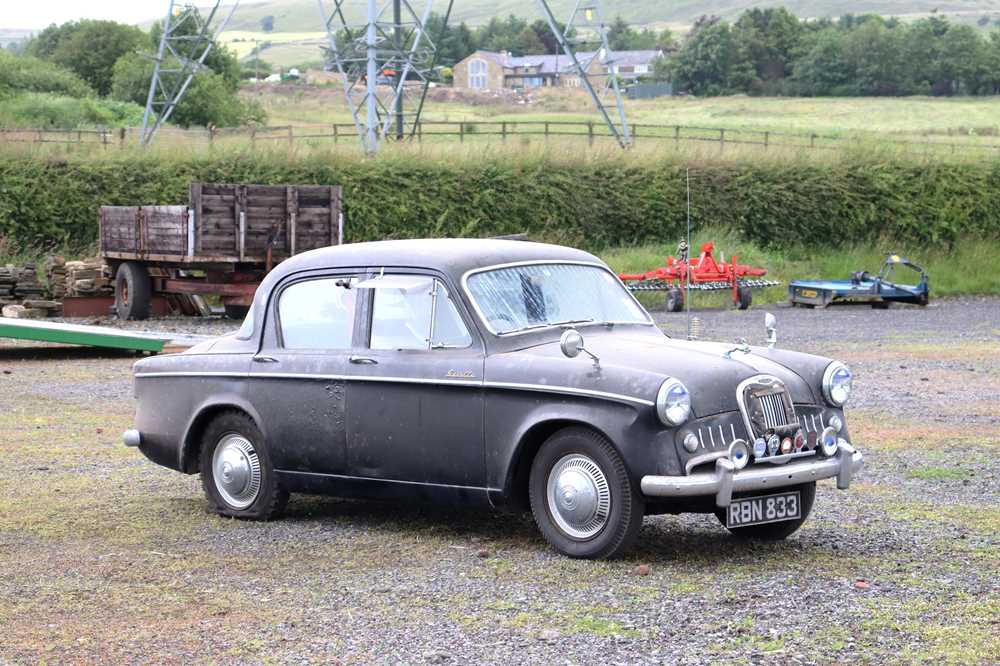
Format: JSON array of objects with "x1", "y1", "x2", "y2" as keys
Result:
[
  {"x1": 737, "y1": 285, "x2": 752, "y2": 310},
  {"x1": 715, "y1": 482, "x2": 816, "y2": 540},
  {"x1": 529, "y1": 427, "x2": 643, "y2": 559},
  {"x1": 199, "y1": 411, "x2": 288, "y2": 520},
  {"x1": 224, "y1": 304, "x2": 250, "y2": 320},
  {"x1": 115, "y1": 262, "x2": 151, "y2": 320},
  {"x1": 665, "y1": 288, "x2": 684, "y2": 313}
]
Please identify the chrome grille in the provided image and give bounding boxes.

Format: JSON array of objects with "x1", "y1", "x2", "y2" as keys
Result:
[{"x1": 759, "y1": 392, "x2": 787, "y2": 430}]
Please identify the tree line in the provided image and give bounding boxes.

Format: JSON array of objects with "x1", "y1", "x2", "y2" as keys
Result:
[
  {"x1": 655, "y1": 10, "x2": 1000, "y2": 96},
  {"x1": 1, "y1": 12, "x2": 262, "y2": 130}
]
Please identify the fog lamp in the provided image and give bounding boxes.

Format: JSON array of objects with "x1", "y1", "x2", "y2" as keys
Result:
[
  {"x1": 767, "y1": 434, "x2": 780, "y2": 456},
  {"x1": 729, "y1": 439, "x2": 750, "y2": 470},
  {"x1": 780, "y1": 437, "x2": 793, "y2": 454},
  {"x1": 682, "y1": 432, "x2": 699, "y2": 453},
  {"x1": 753, "y1": 437, "x2": 767, "y2": 458},
  {"x1": 793, "y1": 429, "x2": 805, "y2": 451},
  {"x1": 820, "y1": 426, "x2": 839, "y2": 456}
]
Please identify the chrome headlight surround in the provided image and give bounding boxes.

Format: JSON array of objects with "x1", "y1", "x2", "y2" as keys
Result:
[
  {"x1": 656, "y1": 377, "x2": 691, "y2": 426},
  {"x1": 822, "y1": 361, "x2": 853, "y2": 407}
]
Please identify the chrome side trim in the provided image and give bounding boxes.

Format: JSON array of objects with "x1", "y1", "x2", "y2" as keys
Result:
[
  {"x1": 641, "y1": 446, "x2": 864, "y2": 507},
  {"x1": 133, "y1": 372, "x2": 653, "y2": 406},
  {"x1": 276, "y1": 468, "x2": 502, "y2": 494},
  {"x1": 459, "y1": 259, "x2": 656, "y2": 337}
]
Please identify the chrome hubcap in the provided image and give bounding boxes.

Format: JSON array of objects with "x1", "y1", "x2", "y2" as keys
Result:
[
  {"x1": 546, "y1": 454, "x2": 611, "y2": 540},
  {"x1": 212, "y1": 434, "x2": 262, "y2": 509}
]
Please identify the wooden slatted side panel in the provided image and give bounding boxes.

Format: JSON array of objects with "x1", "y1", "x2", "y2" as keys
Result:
[
  {"x1": 142, "y1": 206, "x2": 188, "y2": 255},
  {"x1": 193, "y1": 183, "x2": 239, "y2": 255},
  {"x1": 100, "y1": 206, "x2": 140, "y2": 254},
  {"x1": 295, "y1": 185, "x2": 341, "y2": 253}
]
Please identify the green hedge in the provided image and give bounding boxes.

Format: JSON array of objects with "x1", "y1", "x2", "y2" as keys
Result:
[{"x1": 0, "y1": 154, "x2": 997, "y2": 250}]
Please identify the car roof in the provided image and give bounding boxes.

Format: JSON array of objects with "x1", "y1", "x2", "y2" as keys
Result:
[{"x1": 268, "y1": 238, "x2": 603, "y2": 282}]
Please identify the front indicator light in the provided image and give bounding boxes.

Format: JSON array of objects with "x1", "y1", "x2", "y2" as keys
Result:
[
  {"x1": 729, "y1": 439, "x2": 750, "y2": 470},
  {"x1": 820, "y1": 426, "x2": 839, "y2": 456},
  {"x1": 828, "y1": 415, "x2": 843, "y2": 433},
  {"x1": 767, "y1": 434, "x2": 780, "y2": 456},
  {"x1": 753, "y1": 437, "x2": 767, "y2": 458},
  {"x1": 780, "y1": 437, "x2": 793, "y2": 454},
  {"x1": 682, "y1": 432, "x2": 699, "y2": 453}
]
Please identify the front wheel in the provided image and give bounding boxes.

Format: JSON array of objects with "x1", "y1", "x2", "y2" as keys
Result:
[
  {"x1": 199, "y1": 411, "x2": 288, "y2": 520},
  {"x1": 737, "y1": 285, "x2": 752, "y2": 310},
  {"x1": 529, "y1": 427, "x2": 644, "y2": 559},
  {"x1": 715, "y1": 482, "x2": 816, "y2": 540}
]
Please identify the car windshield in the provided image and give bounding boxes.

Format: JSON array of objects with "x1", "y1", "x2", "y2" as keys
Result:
[{"x1": 466, "y1": 263, "x2": 651, "y2": 335}]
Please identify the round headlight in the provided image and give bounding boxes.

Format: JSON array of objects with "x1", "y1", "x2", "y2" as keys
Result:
[
  {"x1": 656, "y1": 378, "x2": 691, "y2": 426},
  {"x1": 822, "y1": 362, "x2": 853, "y2": 407}
]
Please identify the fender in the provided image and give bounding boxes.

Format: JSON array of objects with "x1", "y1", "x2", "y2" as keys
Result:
[{"x1": 179, "y1": 392, "x2": 268, "y2": 473}]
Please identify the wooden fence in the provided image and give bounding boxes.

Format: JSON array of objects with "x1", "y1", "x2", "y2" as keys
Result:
[{"x1": 2, "y1": 121, "x2": 999, "y2": 157}]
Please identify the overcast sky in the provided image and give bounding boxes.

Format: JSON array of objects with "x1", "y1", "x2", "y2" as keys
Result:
[{"x1": 6, "y1": 1, "x2": 173, "y2": 29}]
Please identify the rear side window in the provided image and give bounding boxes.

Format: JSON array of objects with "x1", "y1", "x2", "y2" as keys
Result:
[
  {"x1": 279, "y1": 277, "x2": 358, "y2": 350},
  {"x1": 368, "y1": 278, "x2": 472, "y2": 350}
]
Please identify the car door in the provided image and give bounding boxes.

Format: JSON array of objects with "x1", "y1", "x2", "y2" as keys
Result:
[
  {"x1": 249, "y1": 271, "x2": 361, "y2": 475},
  {"x1": 345, "y1": 272, "x2": 486, "y2": 488}
]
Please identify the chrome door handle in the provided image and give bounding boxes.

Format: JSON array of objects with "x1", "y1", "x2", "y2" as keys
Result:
[
  {"x1": 349, "y1": 355, "x2": 378, "y2": 365},
  {"x1": 252, "y1": 355, "x2": 279, "y2": 363}
]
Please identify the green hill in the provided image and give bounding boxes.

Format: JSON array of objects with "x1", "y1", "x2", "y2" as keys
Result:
[{"x1": 204, "y1": 0, "x2": 1000, "y2": 31}]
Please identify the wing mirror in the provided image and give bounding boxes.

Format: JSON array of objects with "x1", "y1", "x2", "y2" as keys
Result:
[
  {"x1": 560, "y1": 329, "x2": 600, "y2": 368},
  {"x1": 764, "y1": 312, "x2": 777, "y2": 349}
]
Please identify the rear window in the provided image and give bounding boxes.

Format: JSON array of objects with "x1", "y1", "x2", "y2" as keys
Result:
[{"x1": 278, "y1": 277, "x2": 358, "y2": 350}]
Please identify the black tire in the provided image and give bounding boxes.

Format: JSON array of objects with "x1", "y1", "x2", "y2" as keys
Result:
[
  {"x1": 737, "y1": 285, "x2": 752, "y2": 310},
  {"x1": 199, "y1": 411, "x2": 288, "y2": 520},
  {"x1": 715, "y1": 482, "x2": 816, "y2": 540},
  {"x1": 224, "y1": 304, "x2": 250, "y2": 320},
  {"x1": 665, "y1": 288, "x2": 684, "y2": 313},
  {"x1": 529, "y1": 427, "x2": 644, "y2": 559},
  {"x1": 115, "y1": 262, "x2": 152, "y2": 321},
  {"x1": 871, "y1": 301, "x2": 891, "y2": 310}
]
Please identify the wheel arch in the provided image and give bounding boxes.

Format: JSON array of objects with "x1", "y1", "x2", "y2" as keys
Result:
[
  {"x1": 502, "y1": 418, "x2": 619, "y2": 512},
  {"x1": 180, "y1": 398, "x2": 266, "y2": 474}
]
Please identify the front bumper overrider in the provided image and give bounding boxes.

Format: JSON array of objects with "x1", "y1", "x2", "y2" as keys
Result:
[{"x1": 640, "y1": 443, "x2": 863, "y2": 508}]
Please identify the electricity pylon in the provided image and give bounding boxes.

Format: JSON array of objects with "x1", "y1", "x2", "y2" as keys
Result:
[{"x1": 140, "y1": 1, "x2": 241, "y2": 146}]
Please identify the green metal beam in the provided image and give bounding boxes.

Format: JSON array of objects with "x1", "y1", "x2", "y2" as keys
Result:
[{"x1": 0, "y1": 318, "x2": 166, "y2": 352}]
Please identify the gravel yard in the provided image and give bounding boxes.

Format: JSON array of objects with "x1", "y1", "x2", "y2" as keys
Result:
[{"x1": 1, "y1": 299, "x2": 998, "y2": 664}]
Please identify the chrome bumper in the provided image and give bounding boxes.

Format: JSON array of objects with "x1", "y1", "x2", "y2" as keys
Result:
[{"x1": 641, "y1": 443, "x2": 863, "y2": 508}]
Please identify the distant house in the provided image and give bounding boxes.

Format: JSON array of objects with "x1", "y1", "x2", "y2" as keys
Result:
[{"x1": 453, "y1": 49, "x2": 663, "y2": 91}]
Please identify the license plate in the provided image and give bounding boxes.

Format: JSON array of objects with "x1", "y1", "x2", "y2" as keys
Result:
[
  {"x1": 799, "y1": 289, "x2": 818, "y2": 298},
  {"x1": 726, "y1": 491, "x2": 801, "y2": 528}
]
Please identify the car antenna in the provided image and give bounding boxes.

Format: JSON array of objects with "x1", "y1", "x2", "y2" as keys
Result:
[{"x1": 685, "y1": 169, "x2": 700, "y2": 341}]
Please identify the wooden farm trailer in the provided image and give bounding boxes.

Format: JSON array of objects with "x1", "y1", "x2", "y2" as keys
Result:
[{"x1": 100, "y1": 183, "x2": 343, "y2": 319}]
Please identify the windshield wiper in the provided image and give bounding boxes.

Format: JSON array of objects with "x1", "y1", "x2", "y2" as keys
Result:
[{"x1": 497, "y1": 318, "x2": 594, "y2": 336}]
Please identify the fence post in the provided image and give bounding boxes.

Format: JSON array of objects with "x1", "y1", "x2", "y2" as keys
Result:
[
  {"x1": 459, "y1": 122, "x2": 464, "y2": 143},
  {"x1": 251, "y1": 127, "x2": 257, "y2": 148},
  {"x1": 810, "y1": 133, "x2": 816, "y2": 148},
  {"x1": 333, "y1": 124, "x2": 339, "y2": 144},
  {"x1": 544, "y1": 121, "x2": 550, "y2": 141},
  {"x1": 588, "y1": 121, "x2": 594, "y2": 147},
  {"x1": 720, "y1": 128, "x2": 725, "y2": 153},
  {"x1": 502, "y1": 121, "x2": 507, "y2": 143},
  {"x1": 288, "y1": 126, "x2": 294, "y2": 146},
  {"x1": 418, "y1": 121, "x2": 422, "y2": 143},
  {"x1": 119, "y1": 127, "x2": 126, "y2": 150},
  {"x1": 674, "y1": 125, "x2": 680, "y2": 150},
  {"x1": 764, "y1": 131, "x2": 769, "y2": 151}
]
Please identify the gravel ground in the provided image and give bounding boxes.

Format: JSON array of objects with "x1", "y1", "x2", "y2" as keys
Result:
[{"x1": 0, "y1": 298, "x2": 998, "y2": 665}]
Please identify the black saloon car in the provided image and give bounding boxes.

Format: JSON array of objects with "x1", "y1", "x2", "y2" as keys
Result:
[{"x1": 125, "y1": 239, "x2": 863, "y2": 558}]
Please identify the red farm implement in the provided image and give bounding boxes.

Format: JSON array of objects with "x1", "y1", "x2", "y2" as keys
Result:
[{"x1": 618, "y1": 241, "x2": 780, "y2": 312}]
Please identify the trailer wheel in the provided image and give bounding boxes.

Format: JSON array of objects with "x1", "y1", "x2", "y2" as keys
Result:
[
  {"x1": 665, "y1": 288, "x2": 684, "y2": 313},
  {"x1": 224, "y1": 305, "x2": 250, "y2": 320},
  {"x1": 115, "y1": 262, "x2": 152, "y2": 320},
  {"x1": 737, "y1": 285, "x2": 752, "y2": 310}
]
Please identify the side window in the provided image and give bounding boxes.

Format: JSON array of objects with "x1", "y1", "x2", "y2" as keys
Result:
[
  {"x1": 369, "y1": 278, "x2": 472, "y2": 350},
  {"x1": 278, "y1": 277, "x2": 358, "y2": 350}
]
